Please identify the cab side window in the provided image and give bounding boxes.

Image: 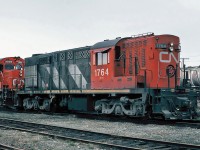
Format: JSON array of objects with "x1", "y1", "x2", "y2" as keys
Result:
[
  {"x1": 115, "y1": 46, "x2": 121, "y2": 60},
  {"x1": 97, "y1": 53, "x2": 102, "y2": 65},
  {"x1": 103, "y1": 53, "x2": 108, "y2": 65},
  {"x1": 0, "y1": 64, "x2": 3, "y2": 72},
  {"x1": 96, "y1": 52, "x2": 109, "y2": 65}
]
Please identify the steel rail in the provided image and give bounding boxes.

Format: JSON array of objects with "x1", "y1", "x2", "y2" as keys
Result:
[
  {"x1": 0, "y1": 118, "x2": 199, "y2": 150},
  {"x1": 175, "y1": 121, "x2": 200, "y2": 129},
  {"x1": 0, "y1": 143, "x2": 23, "y2": 150},
  {"x1": 0, "y1": 108, "x2": 200, "y2": 129}
]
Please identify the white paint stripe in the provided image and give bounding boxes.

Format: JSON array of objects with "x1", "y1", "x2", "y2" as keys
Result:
[
  {"x1": 52, "y1": 67, "x2": 59, "y2": 88},
  {"x1": 68, "y1": 64, "x2": 87, "y2": 89},
  {"x1": 46, "y1": 66, "x2": 67, "y2": 89}
]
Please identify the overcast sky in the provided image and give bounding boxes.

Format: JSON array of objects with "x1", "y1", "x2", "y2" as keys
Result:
[{"x1": 0, "y1": 0, "x2": 200, "y2": 66}]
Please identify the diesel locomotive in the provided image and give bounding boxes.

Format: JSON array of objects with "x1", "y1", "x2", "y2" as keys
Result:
[
  {"x1": 0, "y1": 57, "x2": 24, "y2": 106},
  {"x1": 1, "y1": 33, "x2": 199, "y2": 120}
]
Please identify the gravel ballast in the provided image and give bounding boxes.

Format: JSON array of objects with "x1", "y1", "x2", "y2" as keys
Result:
[
  {"x1": 0, "y1": 129, "x2": 102, "y2": 150},
  {"x1": 0, "y1": 110, "x2": 199, "y2": 149}
]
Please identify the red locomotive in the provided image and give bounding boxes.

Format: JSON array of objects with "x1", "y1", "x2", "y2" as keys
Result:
[{"x1": 0, "y1": 57, "x2": 24, "y2": 106}]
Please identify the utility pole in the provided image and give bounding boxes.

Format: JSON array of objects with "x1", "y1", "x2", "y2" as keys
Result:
[
  {"x1": 180, "y1": 58, "x2": 189, "y2": 68},
  {"x1": 180, "y1": 58, "x2": 189, "y2": 87}
]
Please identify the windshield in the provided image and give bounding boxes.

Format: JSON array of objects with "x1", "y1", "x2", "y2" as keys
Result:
[
  {"x1": 5, "y1": 64, "x2": 14, "y2": 70},
  {"x1": 16, "y1": 64, "x2": 22, "y2": 70}
]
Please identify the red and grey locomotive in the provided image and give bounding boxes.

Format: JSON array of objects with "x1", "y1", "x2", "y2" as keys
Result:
[{"x1": 1, "y1": 33, "x2": 199, "y2": 120}]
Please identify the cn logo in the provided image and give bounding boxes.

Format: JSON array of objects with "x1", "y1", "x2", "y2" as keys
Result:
[{"x1": 159, "y1": 52, "x2": 179, "y2": 63}]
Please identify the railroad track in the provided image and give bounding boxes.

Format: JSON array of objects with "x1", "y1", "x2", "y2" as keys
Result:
[
  {"x1": 48, "y1": 112, "x2": 200, "y2": 129},
  {"x1": 0, "y1": 108, "x2": 200, "y2": 129},
  {"x1": 0, "y1": 118, "x2": 199, "y2": 150},
  {"x1": 175, "y1": 121, "x2": 200, "y2": 129},
  {"x1": 0, "y1": 143, "x2": 22, "y2": 150}
]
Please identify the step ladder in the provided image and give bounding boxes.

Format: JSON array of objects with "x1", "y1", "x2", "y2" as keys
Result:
[{"x1": 2, "y1": 85, "x2": 8, "y2": 105}]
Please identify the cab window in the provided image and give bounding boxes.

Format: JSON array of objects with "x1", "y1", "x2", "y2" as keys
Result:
[
  {"x1": 96, "y1": 52, "x2": 109, "y2": 65},
  {"x1": 103, "y1": 53, "x2": 108, "y2": 65},
  {"x1": 5, "y1": 64, "x2": 14, "y2": 70},
  {"x1": 97, "y1": 53, "x2": 102, "y2": 65},
  {"x1": 115, "y1": 46, "x2": 121, "y2": 60},
  {"x1": 16, "y1": 64, "x2": 22, "y2": 70},
  {"x1": 0, "y1": 64, "x2": 3, "y2": 72}
]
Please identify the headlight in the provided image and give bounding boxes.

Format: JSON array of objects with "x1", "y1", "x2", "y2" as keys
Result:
[
  {"x1": 178, "y1": 44, "x2": 181, "y2": 50},
  {"x1": 169, "y1": 42, "x2": 174, "y2": 52},
  {"x1": 169, "y1": 47, "x2": 174, "y2": 52}
]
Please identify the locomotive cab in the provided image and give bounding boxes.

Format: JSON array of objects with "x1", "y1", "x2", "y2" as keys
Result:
[
  {"x1": 91, "y1": 37, "x2": 138, "y2": 89},
  {"x1": 0, "y1": 57, "x2": 25, "y2": 106}
]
